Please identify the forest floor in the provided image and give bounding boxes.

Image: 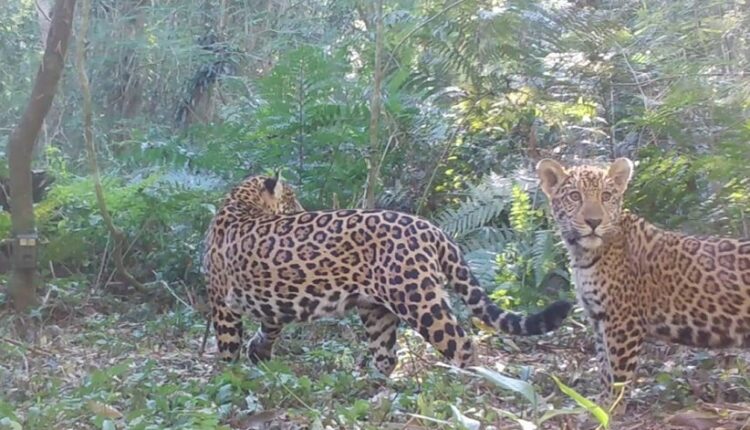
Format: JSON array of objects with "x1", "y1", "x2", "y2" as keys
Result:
[{"x1": 2, "y1": 288, "x2": 750, "y2": 430}]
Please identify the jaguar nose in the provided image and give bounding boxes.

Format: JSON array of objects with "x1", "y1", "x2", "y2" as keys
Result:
[{"x1": 585, "y1": 218, "x2": 602, "y2": 230}]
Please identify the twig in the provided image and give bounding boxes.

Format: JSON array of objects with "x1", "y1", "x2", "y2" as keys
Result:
[
  {"x1": 615, "y1": 41, "x2": 658, "y2": 145},
  {"x1": 415, "y1": 131, "x2": 454, "y2": 216},
  {"x1": 199, "y1": 318, "x2": 211, "y2": 356},
  {"x1": 1, "y1": 336, "x2": 55, "y2": 357},
  {"x1": 156, "y1": 279, "x2": 192, "y2": 309},
  {"x1": 258, "y1": 360, "x2": 317, "y2": 413},
  {"x1": 35, "y1": 0, "x2": 51, "y2": 22}
]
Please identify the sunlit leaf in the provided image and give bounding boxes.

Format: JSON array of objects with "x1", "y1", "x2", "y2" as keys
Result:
[
  {"x1": 550, "y1": 375, "x2": 609, "y2": 428},
  {"x1": 471, "y1": 366, "x2": 539, "y2": 407},
  {"x1": 450, "y1": 405, "x2": 480, "y2": 430}
]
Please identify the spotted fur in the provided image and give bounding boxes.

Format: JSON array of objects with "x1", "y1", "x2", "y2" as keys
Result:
[
  {"x1": 537, "y1": 158, "x2": 750, "y2": 403},
  {"x1": 203, "y1": 174, "x2": 572, "y2": 374}
]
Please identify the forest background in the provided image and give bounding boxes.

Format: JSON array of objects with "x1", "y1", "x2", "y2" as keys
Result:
[{"x1": 1, "y1": 0, "x2": 749, "y2": 429}]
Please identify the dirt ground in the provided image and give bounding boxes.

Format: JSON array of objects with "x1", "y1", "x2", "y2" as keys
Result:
[{"x1": 2, "y1": 297, "x2": 750, "y2": 430}]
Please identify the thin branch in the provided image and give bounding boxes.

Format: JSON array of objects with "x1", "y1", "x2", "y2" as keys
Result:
[
  {"x1": 75, "y1": 0, "x2": 146, "y2": 294},
  {"x1": 35, "y1": 0, "x2": 52, "y2": 22},
  {"x1": 1, "y1": 336, "x2": 56, "y2": 357},
  {"x1": 199, "y1": 319, "x2": 211, "y2": 356}
]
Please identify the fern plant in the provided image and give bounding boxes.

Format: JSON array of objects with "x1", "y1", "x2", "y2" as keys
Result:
[{"x1": 437, "y1": 173, "x2": 569, "y2": 308}]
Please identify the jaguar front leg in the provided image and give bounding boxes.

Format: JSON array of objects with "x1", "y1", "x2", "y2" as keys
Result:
[
  {"x1": 595, "y1": 316, "x2": 643, "y2": 413},
  {"x1": 246, "y1": 321, "x2": 283, "y2": 363},
  {"x1": 357, "y1": 301, "x2": 400, "y2": 376}
]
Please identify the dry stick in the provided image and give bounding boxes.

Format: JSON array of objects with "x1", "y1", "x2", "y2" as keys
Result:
[
  {"x1": 199, "y1": 318, "x2": 211, "y2": 356},
  {"x1": 414, "y1": 100, "x2": 480, "y2": 216},
  {"x1": 1, "y1": 336, "x2": 55, "y2": 357},
  {"x1": 94, "y1": 233, "x2": 110, "y2": 291},
  {"x1": 75, "y1": 0, "x2": 146, "y2": 294}
]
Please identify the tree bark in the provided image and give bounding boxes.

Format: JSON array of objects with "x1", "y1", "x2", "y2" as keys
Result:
[
  {"x1": 34, "y1": 0, "x2": 61, "y2": 154},
  {"x1": 364, "y1": 0, "x2": 384, "y2": 209},
  {"x1": 7, "y1": 0, "x2": 77, "y2": 312}
]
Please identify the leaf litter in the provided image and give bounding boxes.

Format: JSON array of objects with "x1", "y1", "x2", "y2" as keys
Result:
[{"x1": 1, "y1": 296, "x2": 750, "y2": 429}]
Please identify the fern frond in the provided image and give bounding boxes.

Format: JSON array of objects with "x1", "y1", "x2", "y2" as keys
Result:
[
  {"x1": 464, "y1": 242, "x2": 508, "y2": 288},
  {"x1": 531, "y1": 229, "x2": 557, "y2": 287},
  {"x1": 436, "y1": 174, "x2": 513, "y2": 238}
]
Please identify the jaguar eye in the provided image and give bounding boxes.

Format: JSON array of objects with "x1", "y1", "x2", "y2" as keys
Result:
[
  {"x1": 601, "y1": 191, "x2": 612, "y2": 202},
  {"x1": 568, "y1": 191, "x2": 582, "y2": 202}
]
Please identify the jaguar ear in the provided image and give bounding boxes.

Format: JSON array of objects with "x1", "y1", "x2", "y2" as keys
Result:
[
  {"x1": 264, "y1": 170, "x2": 284, "y2": 199},
  {"x1": 608, "y1": 158, "x2": 634, "y2": 192},
  {"x1": 536, "y1": 159, "x2": 567, "y2": 197},
  {"x1": 263, "y1": 171, "x2": 283, "y2": 199}
]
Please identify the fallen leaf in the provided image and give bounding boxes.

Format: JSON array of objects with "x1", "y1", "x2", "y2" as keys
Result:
[
  {"x1": 666, "y1": 410, "x2": 720, "y2": 430},
  {"x1": 87, "y1": 400, "x2": 123, "y2": 419}
]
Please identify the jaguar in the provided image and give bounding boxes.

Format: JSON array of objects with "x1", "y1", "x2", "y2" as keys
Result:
[
  {"x1": 203, "y1": 173, "x2": 572, "y2": 375},
  {"x1": 537, "y1": 157, "x2": 750, "y2": 405}
]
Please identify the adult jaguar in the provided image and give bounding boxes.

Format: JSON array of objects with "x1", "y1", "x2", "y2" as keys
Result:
[
  {"x1": 537, "y1": 158, "x2": 750, "y2": 405},
  {"x1": 203, "y1": 173, "x2": 572, "y2": 375}
]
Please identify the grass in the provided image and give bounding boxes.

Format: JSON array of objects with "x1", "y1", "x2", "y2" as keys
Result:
[{"x1": 2, "y1": 283, "x2": 750, "y2": 429}]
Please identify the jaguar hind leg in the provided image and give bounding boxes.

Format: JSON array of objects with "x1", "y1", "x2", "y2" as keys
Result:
[
  {"x1": 211, "y1": 301, "x2": 244, "y2": 361},
  {"x1": 246, "y1": 322, "x2": 283, "y2": 363},
  {"x1": 357, "y1": 301, "x2": 400, "y2": 376},
  {"x1": 393, "y1": 276, "x2": 475, "y2": 367}
]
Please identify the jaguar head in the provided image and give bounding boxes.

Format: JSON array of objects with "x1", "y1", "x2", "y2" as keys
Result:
[
  {"x1": 230, "y1": 172, "x2": 304, "y2": 215},
  {"x1": 536, "y1": 158, "x2": 633, "y2": 251}
]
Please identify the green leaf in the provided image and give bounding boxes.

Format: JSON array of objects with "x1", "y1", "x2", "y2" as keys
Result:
[
  {"x1": 0, "y1": 418, "x2": 22, "y2": 430},
  {"x1": 471, "y1": 366, "x2": 539, "y2": 407},
  {"x1": 550, "y1": 375, "x2": 609, "y2": 428}
]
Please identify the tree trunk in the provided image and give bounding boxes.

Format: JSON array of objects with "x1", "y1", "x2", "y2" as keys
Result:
[
  {"x1": 364, "y1": 0, "x2": 384, "y2": 209},
  {"x1": 34, "y1": 0, "x2": 62, "y2": 157},
  {"x1": 7, "y1": 0, "x2": 77, "y2": 312}
]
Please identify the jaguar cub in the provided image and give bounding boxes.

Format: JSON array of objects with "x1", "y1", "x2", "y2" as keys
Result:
[
  {"x1": 537, "y1": 158, "x2": 750, "y2": 402},
  {"x1": 203, "y1": 174, "x2": 572, "y2": 375}
]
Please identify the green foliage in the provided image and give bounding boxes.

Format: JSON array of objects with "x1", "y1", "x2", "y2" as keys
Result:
[
  {"x1": 2, "y1": 0, "x2": 750, "y2": 427},
  {"x1": 250, "y1": 46, "x2": 371, "y2": 207},
  {"x1": 0, "y1": 0, "x2": 38, "y2": 129},
  {"x1": 22, "y1": 169, "x2": 219, "y2": 286},
  {"x1": 626, "y1": 150, "x2": 701, "y2": 230},
  {"x1": 438, "y1": 175, "x2": 568, "y2": 309}
]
